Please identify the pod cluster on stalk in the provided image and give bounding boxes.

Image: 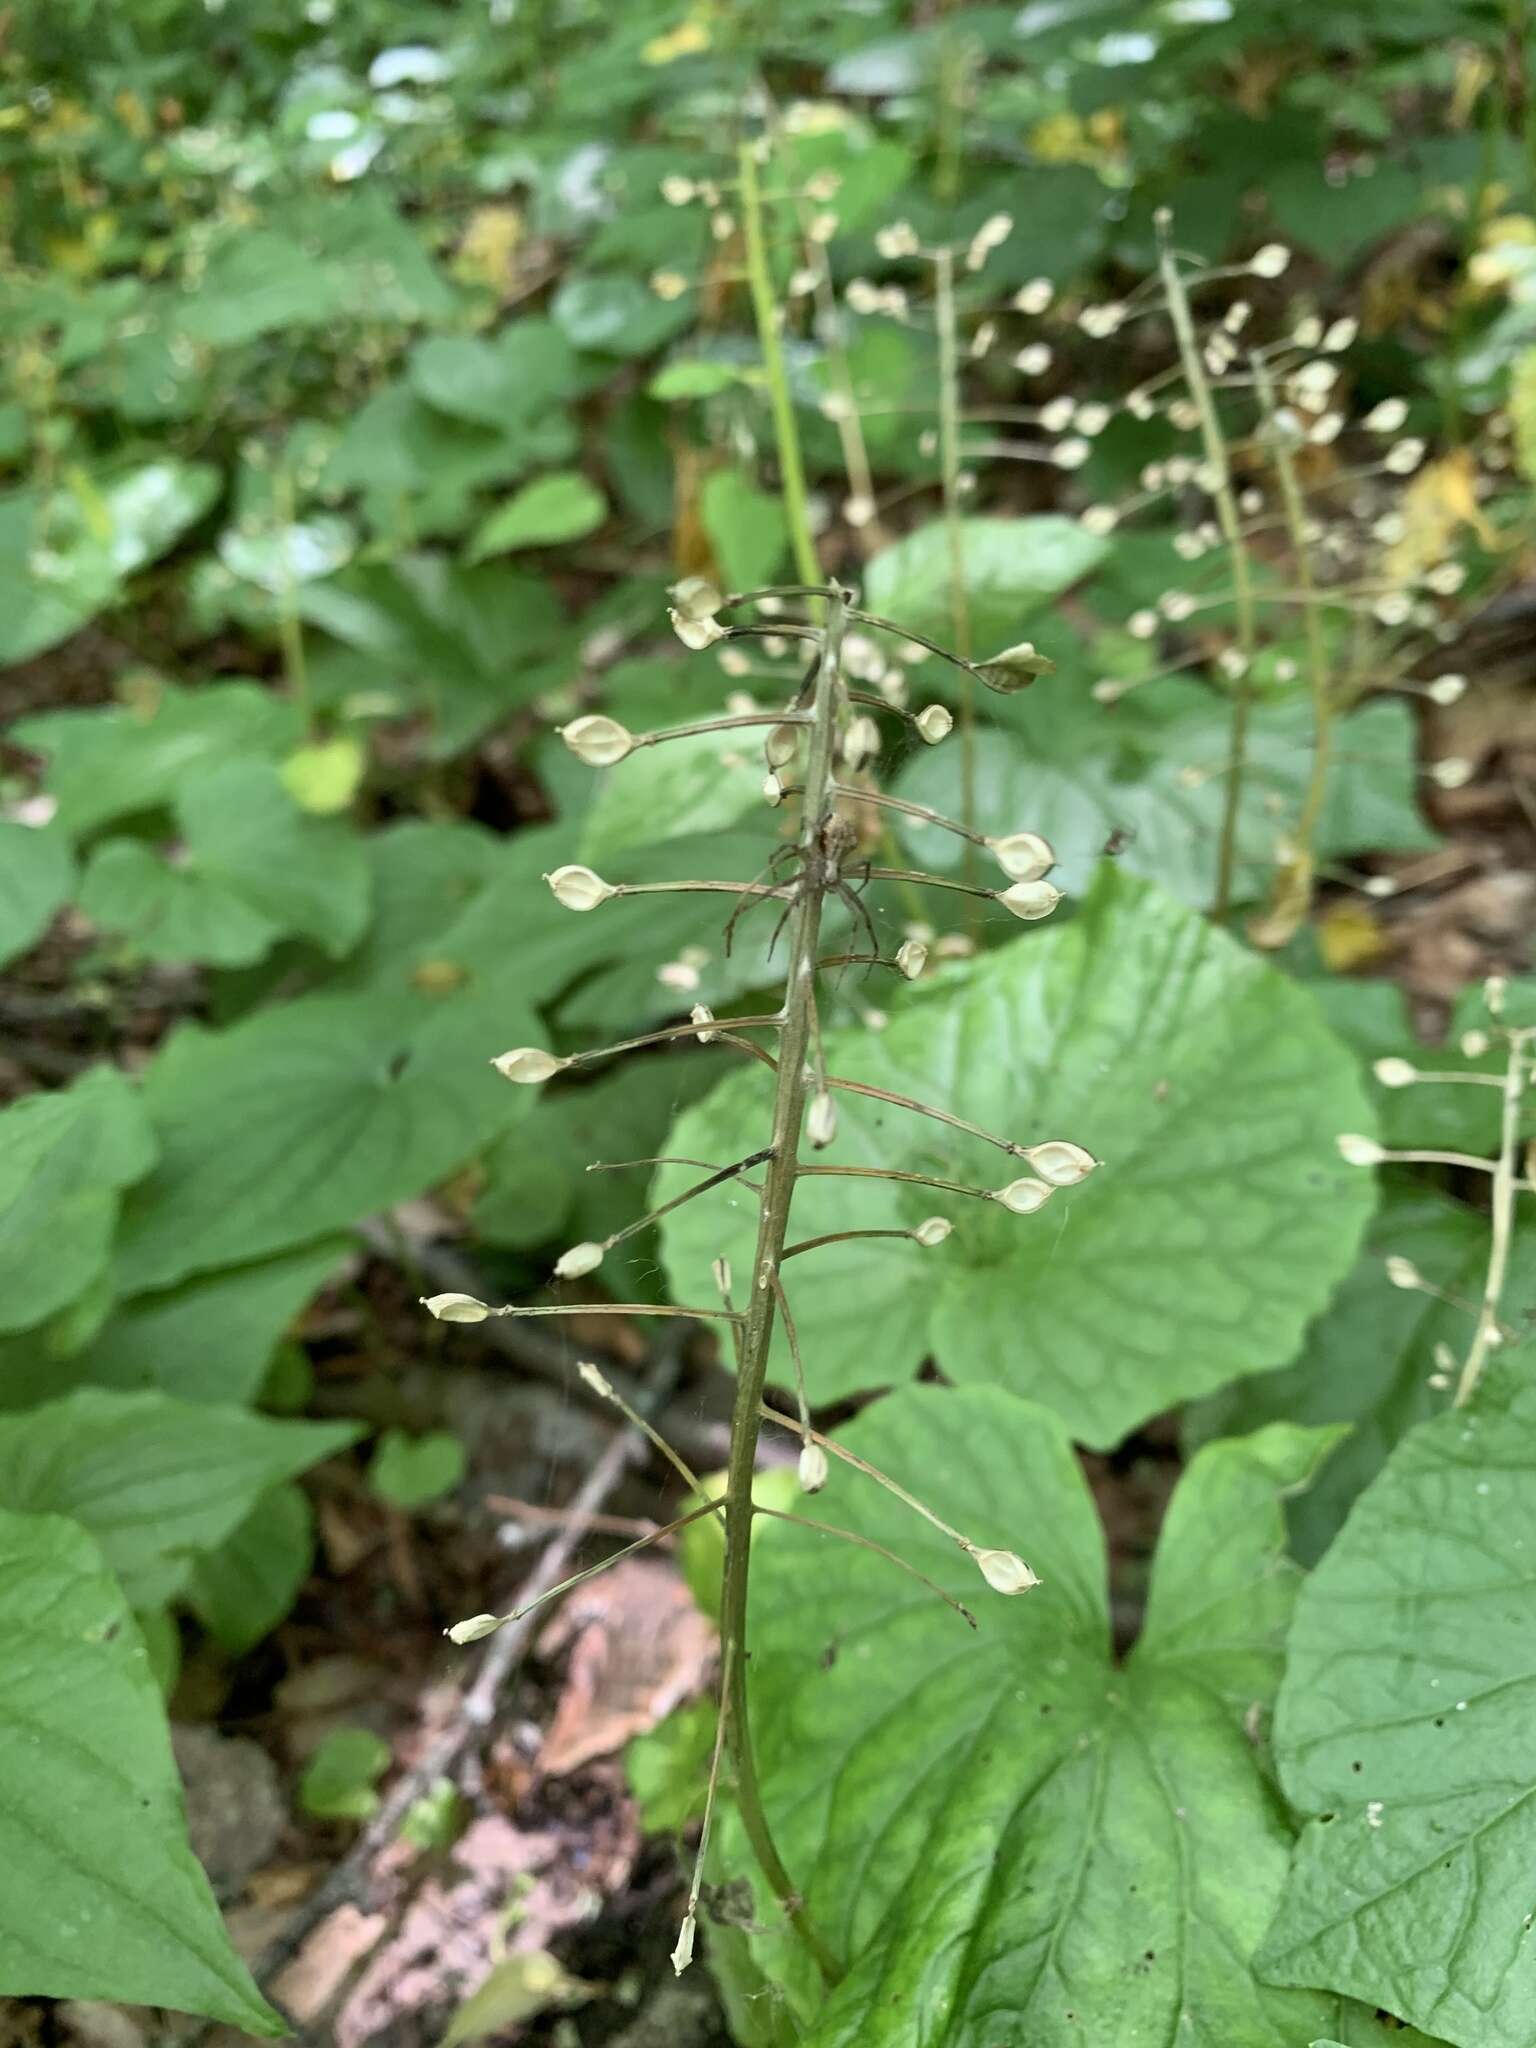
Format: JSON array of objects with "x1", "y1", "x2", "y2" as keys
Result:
[
  {"x1": 1336, "y1": 974, "x2": 1534, "y2": 1409},
  {"x1": 420, "y1": 578, "x2": 1101, "y2": 1983}
]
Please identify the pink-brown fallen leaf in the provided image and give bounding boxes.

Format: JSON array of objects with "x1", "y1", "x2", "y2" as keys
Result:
[
  {"x1": 274, "y1": 1903, "x2": 390, "y2": 2023},
  {"x1": 536, "y1": 1556, "x2": 716, "y2": 1777}
]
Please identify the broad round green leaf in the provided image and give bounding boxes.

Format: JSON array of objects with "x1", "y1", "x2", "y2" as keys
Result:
[
  {"x1": 370, "y1": 1427, "x2": 466, "y2": 1509},
  {"x1": 0, "y1": 820, "x2": 74, "y2": 970},
  {"x1": 660, "y1": 866, "x2": 1377, "y2": 1446},
  {"x1": 466, "y1": 471, "x2": 606, "y2": 559},
  {"x1": 897, "y1": 681, "x2": 1436, "y2": 910},
  {"x1": 0, "y1": 1389, "x2": 356, "y2": 1608},
  {"x1": 1262, "y1": 1358, "x2": 1536, "y2": 2048},
  {"x1": 0, "y1": 1509, "x2": 280, "y2": 2031},
  {"x1": 729, "y1": 1386, "x2": 1351, "y2": 2044},
  {"x1": 190, "y1": 1481, "x2": 314, "y2": 1656},
  {"x1": 862, "y1": 515, "x2": 1109, "y2": 649},
  {"x1": 117, "y1": 982, "x2": 542, "y2": 1291}
]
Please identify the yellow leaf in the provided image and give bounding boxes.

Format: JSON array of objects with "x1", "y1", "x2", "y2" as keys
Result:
[
  {"x1": 280, "y1": 736, "x2": 365, "y2": 815},
  {"x1": 1316, "y1": 901, "x2": 1390, "y2": 973},
  {"x1": 440, "y1": 1951, "x2": 592, "y2": 2045},
  {"x1": 642, "y1": 14, "x2": 711, "y2": 63},
  {"x1": 454, "y1": 204, "x2": 524, "y2": 295},
  {"x1": 1383, "y1": 448, "x2": 1496, "y2": 581}
]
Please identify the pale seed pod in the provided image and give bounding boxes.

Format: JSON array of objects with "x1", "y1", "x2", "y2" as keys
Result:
[
  {"x1": 578, "y1": 1360, "x2": 613, "y2": 1397},
  {"x1": 671, "y1": 1911, "x2": 697, "y2": 1978},
  {"x1": 712, "y1": 1256, "x2": 732, "y2": 1297},
  {"x1": 765, "y1": 723, "x2": 801, "y2": 767},
  {"x1": 988, "y1": 830, "x2": 1055, "y2": 882},
  {"x1": 446, "y1": 1613, "x2": 502, "y2": 1644},
  {"x1": 798, "y1": 1441, "x2": 830, "y2": 1493},
  {"x1": 913, "y1": 1216, "x2": 953, "y2": 1247},
  {"x1": 545, "y1": 864, "x2": 616, "y2": 911},
  {"x1": 669, "y1": 608, "x2": 726, "y2": 650},
  {"x1": 690, "y1": 1003, "x2": 719, "y2": 1043},
  {"x1": 1431, "y1": 757, "x2": 1473, "y2": 790},
  {"x1": 1427, "y1": 673, "x2": 1466, "y2": 705},
  {"x1": 843, "y1": 714, "x2": 881, "y2": 769},
  {"x1": 1364, "y1": 397, "x2": 1409, "y2": 433},
  {"x1": 1373, "y1": 1057, "x2": 1417, "y2": 1089},
  {"x1": 762, "y1": 771, "x2": 786, "y2": 806},
  {"x1": 1248, "y1": 241, "x2": 1291, "y2": 277},
  {"x1": 1461, "y1": 1029, "x2": 1490, "y2": 1058},
  {"x1": 972, "y1": 1547, "x2": 1041, "y2": 1594},
  {"x1": 916, "y1": 704, "x2": 953, "y2": 744},
  {"x1": 1385, "y1": 1256, "x2": 1423, "y2": 1291},
  {"x1": 994, "y1": 1177, "x2": 1054, "y2": 1214},
  {"x1": 806, "y1": 1090, "x2": 838, "y2": 1148},
  {"x1": 492, "y1": 1046, "x2": 569, "y2": 1084},
  {"x1": 997, "y1": 879, "x2": 1061, "y2": 921},
  {"x1": 421, "y1": 1292, "x2": 492, "y2": 1323},
  {"x1": 1012, "y1": 277, "x2": 1053, "y2": 314},
  {"x1": 1080, "y1": 504, "x2": 1119, "y2": 536},
  {"x1": 555, "y1": 1240, "x2": 605, "y2": 1279},
  {"x1": 1337, "y1": 1133, "x2": 1386, "y2": 1166},
  {"x1": 1025, "y1": 1140, "x2": 1097, "y2": 1186},
  {"x1": 895, "y1": 937, "x2": 928, "y2": 980},
  {"x1": 560, "y1": 714, "x2": 633, "y2": 766},
  {"x1": 1383, "y1": 437, "x2": 1425, "y2": 475}
]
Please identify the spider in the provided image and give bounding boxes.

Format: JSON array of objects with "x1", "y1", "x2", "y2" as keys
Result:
[{"x1": 721, "y1": 808, "x2": 878, "y2": 963}]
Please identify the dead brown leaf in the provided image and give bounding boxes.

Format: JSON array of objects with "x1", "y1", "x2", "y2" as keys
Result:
[{"x1": 536, "y1": 1557, "x2": 716, "y2": 1778}]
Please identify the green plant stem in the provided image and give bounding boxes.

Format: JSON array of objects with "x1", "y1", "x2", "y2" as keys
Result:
[
  {"x1": 934, "y1": 246, "x2": 978, "y2": 920},
  {"x1": 273, "y1": 463, "x2": 311, "y2": 732},
  {"x1": 1455, "y1": 1029, "x2": 1533, "y2": 1408},
  {"x1": 1157, "y1": 228, "x2": 1257, "y2": 921},
  {"x1": 717, "y1": 587, "x2": 847, "y2": 1985},
  {"x1": 1252, "y1": 355, "x2": 1333, "y2": 892},
  {"x1": 739, "y1": 139, "x2": 821, "y2": 590}
]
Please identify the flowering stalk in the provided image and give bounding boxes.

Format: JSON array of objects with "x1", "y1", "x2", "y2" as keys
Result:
[
  {"x1": 739, "y1": 137, "x2": 821, "y2": 590},
  {"x1": 1456, "y1": 1023, "x2": 1534, "y2": 1407}
]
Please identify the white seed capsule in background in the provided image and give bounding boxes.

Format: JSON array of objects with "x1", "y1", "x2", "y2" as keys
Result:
[
  {"x1": 895, "y1": 937, "x2": 928, "y2": 980},
  {"x1": 1460, "y1": 1029, "x2": 1489, "y2": 1058},
  {"x1": 972, "y1": 1547, "x2": 1041, "y2": 1594},
  {"x1": 1248, "y1": 242, "x2": 1291, "y2": 277},
  {"x1": 1426, "y1": 673, "x2": 1466, "y2": 705},
  {"x1": 690, "y1": 1003, "x2": 719, "y2": 1043},
  {"x1": 492, "y1": 1046, "x2": 569, "y2": 1084},
  {"x1": 545, "y1": 864, "x2": 616, "y2": 911},
  {"x1": 762, "y1": 771, "x2": 785, "y2": 806},
  {"x1": 988, "y1": 830, "x2": 1055, "y2": 882},
  {"x1": 997, "y1": 879, "x2": 1061, "y2": 921},
  {"x1": 421, "y1": 1292, "x2": 492, "y2": 1323},
  {"x1": 554, "y1": 1241, "x2": 605, "y2": 1279},
  {"x1": 843, "y1": 714, "x2": 881, "y2": 770},
  {"x1": 669, "y1": 609, "x2": 726, "y2": 650},
  {"x1": 559, "y1": 714, "x2": 634, "y2": 766},
  {"x1": 798, "y1": 1441, "x2": 829, "y2": 1494},
  {"x1": 1373, "y1": 1057, "x2": 1417, "y2": 1089},
  {"x1": 765, "y1": 723, "x2": 801, "y2": 767},
  {"x1": 994, "y1": 1177, "x2": 1054, "y2": 1214},
  {"x1": 1364, "y1": 396, "x2": 1409, "y2": 433},
  {"x1": 446, "y1": 1612, "x2": 502, "y2": 1644},
  {"x1": 913, "y1": 1216, "x2": 953, "y2": 1247},
  {"x1": 916, "y1": 704, "x2": 953, "y2": 744},
  {"x1": 806, "y1": 1090, "x2": 838, "y2": 1148},
  {"x1": 1024, "y1": 1140, "x2": 1098, "y2": 1186},
  {"x1": 1336, "y1": 1133, "x2": 1385, "y2": 1166},
  {"x1": 1385, "y1": 1256, "x2": 1423, "y2": 1291},
  {"x1": 712, "y1": 1256, "x2": 732, "y2": 1297}
]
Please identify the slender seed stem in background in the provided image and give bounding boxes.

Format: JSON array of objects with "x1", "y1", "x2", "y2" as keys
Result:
[
  {"x1": 1455, "y1": 1029, "x2": 1533, "y2": 1407},
  {"x1": 715, "y1": 587, "x2": 849, "y2": 1985},
  {"x1": 1157, "y1": 219, "x2": 1258, "y2": 921},
  {"x1": 934, "y1": 245, "x2": 978, "y2": 916},
  {"x1": 1251, "y1": 352, "x2": 1333, "y2": 901},
  {"x1": 739, "y1": 139, "x2": 822, "y2": 591}
]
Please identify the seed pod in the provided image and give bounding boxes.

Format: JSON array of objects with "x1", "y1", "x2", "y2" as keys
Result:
[
  {"x1": 671, "y1": 1910, "x2": 697, "y2": 1977},
  {"x1": 994, "y1": 1177, "x2": 1054, "y2": 1214},
  {"x1": 843, "y1": 713, "x2": 881, "y2": 769},
  {"x1": 1024, "y1": 1140, "x2": 1097, "y2": 1186},
  {"x1": 765, "y1": 723, "x2": 801, "y2": 767},
  {"x1": 712, "y1": 1256, "x2": 732, "y2": 1297},
  {"x1": 690, "y1": 1003, "x2": 719, "y2": 1043},
  {"x1": 560, "y1": 714, "x2": 634, "y2": 766},
  {"x1": 972, "y1": 1547, "x2": 1041, "y2": 1594},
  {"x1": 545, "y1": 864, "x2": 616, "y2": 911},
  {"x1": 988, "y1": 830, "x2": 1055, "y2": 882},
  {"x1": 577, "y1": 1360, "x2": 614, "y2": 1397},
  {"x1": 762, "y1": 772, "x2": 786, "y2": 806},
  {"x1": 669, "y1": 608, "x2": 727, "y2": 650},
  {"x1": 1336, "y1": 1133, "x2": 1385, "y2": 1166},
  {"x1": 798, "y1": 1441, "x2": 829, "y2": 1494},
  {"x1": 913, "y1": 1216, "x2": 953, "y2": 1247},
  {"x1": 997, "y1": 879, "x2": 1061, "y2": 921},
  {"x1": 554, "y1": 1241, "x2": 605, "y2": 1279},
  {"x1": 806, "y1": 1090, "x2": 837, "y2": 1148},
  {"x1": 421, "y1": 1292, "x2": 492, "y2": 1323},
  {"x1": 1373, "y1": 1058, "x2": 1417, "y2": 1089},
  {"x1": 1249, "y1": 242, "x2": 1291, "y2": 277},
  {"x1": 915, "y1": 704, "x2": 953, "y2": 744},
  {"x1": 670, "y1": 575, "x2": 723, "y2": 621},
  {"x1": 492, "y1": 1047, "x2": 569, "y2": 1084},
  {"x1": 1385, "y1": 1256, "x2": 1423, "y2": 1291},
  {"x1": 446, "y1": 1613, "x2": 501, "y2": 1643},
  {"x1": 895, "y1": 937, "x2": 928, "y2": 980}
]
